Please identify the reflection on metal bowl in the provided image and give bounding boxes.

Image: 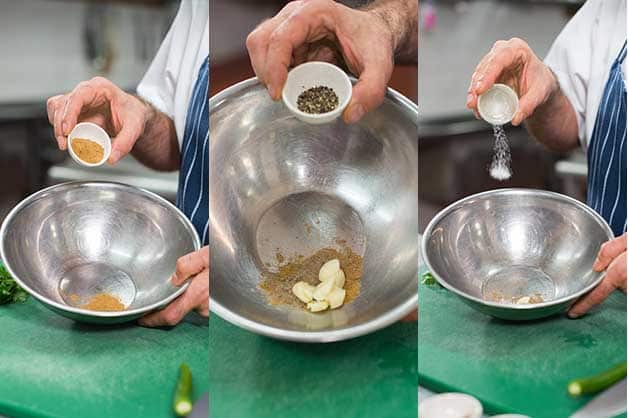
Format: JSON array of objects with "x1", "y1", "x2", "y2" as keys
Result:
[
  {"x1": 422, "y1": 189, "x2": 613, "y2": 320},
  {"x1": 210, "y1": 78, "x2": 418, "y2": 342},
  {"x1": 0, "y1": 181, "x2": 200, "y2": 324}
]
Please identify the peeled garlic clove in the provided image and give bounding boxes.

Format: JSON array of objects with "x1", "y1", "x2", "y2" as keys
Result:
[
  {"x1": 334, "y1": 270, "x2": 346, "y2": 289},
  {"x1": 319, "y1": 259, "x2": 340, "y2": 282},
  {"x1": 327, "y1": 287, "x2": 346, "y2": 309},
  {"x1": 307, "y1": 300, "x2": 329, "y2": 312},
  {"x1": 292, "y1": 281, "x2": 315, "y2": 304},
  {"x1": 321, "y1": 269, "x2": 345, "y2": 288},
  {"x1": 313, "y1": 278, "x2": 335, "y2": 301}
]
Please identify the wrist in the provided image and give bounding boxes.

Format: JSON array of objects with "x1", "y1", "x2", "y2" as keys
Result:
[
  {"x1": 134, "y1": 95, "x2": 155, "y2": 139},
  {"x1": 537, "y1": 66, "x2": 561, "y2": 113},
  {"x1": 546, "y1": 67, "x2": 561, "y2": 102},
  {"x1": 364, "y1": 0, "x2": 417, "y2": 59},
  {"x1": 118, "y1": 95, "x2": 151, "y2": 161}
]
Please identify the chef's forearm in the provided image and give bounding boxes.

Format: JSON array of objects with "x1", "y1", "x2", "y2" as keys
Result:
[
  {"x1": 525, "y1": 82, "x2": 580, "y2": 153},
  {"x1": 364, "y1": 0, "x2": 418, "y2": 64},
  {"x1": 131, "y1": 101, "x2": 180, "y2": 171}
]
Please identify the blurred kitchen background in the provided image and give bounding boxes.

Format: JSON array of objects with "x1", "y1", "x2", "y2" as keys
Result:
[
  {"x1": 419, "y1": 0, "x2": 586, "y2": 232},
  {"x1": 6, "y1": 1, "x2": 583, "y2": 232},
  {"x1": 0, "y1": 0, "x2": 180, "y2": 221}
]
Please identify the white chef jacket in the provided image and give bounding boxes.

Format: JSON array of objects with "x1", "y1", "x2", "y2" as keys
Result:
[
  {"x1": 545, "y1": 0, "x2": 627, "y2": 150},
  {"x1": 137, "y1": 0, "x2": 209, "y2": 147}
]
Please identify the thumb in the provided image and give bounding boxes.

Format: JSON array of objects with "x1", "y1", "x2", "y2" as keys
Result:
[
  {"x1": 343, "y1": 65, "x2": 389, "y2": 124},
  {"x1": 593, "y1": 235, "x2": 627, "y2": 272},
  {"x1": 108, "y1": 123, "x2": 141, "y2": 164},
  {"x1": 138, "y1": 291, "x2": 190, "y2": 327},
  {"x1": 511, "y1": 90, "x2": 545, "y2": 126}
]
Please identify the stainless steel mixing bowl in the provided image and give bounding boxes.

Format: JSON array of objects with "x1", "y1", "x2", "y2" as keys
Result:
[
  {"x1": 422, "y1": 189, "x2": 614, "y2": 320},
  {"x1": 0, "y1": 182, "x2": 200, "y2": 324},
  {"x1": 210, "y1": 78, "x2": 418, "y2": 342}
]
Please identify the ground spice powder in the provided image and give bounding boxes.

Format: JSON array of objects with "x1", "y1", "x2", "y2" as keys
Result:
[
  {"x1": 71, "y1": 138, "x2": 104, "y2": 164},
  {"x1": 80, "y1": 293, "x2": 126, "y2": 311},
  {"x1": 259, "y1": 246, "x2": 363, "y2": 309}
]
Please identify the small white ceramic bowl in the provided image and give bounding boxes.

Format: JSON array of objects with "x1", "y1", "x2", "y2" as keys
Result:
[
  {"x1": 282, "y1": 61, "x2": 352, "y2": 125},
  {"x1": 67, "y1": 122, "x2": 111, "y2": 167},
  {"x1": 477, "y1": 83, "x2": 519, "y2": 126},
  {"x1": 419, "y1": 393, "x2": 483, "y2": 418}
]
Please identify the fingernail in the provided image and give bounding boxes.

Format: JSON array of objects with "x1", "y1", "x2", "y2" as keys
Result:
[
  {"x1": 466, "y1": 94, "x2": 473, "y2": 106},
  {"x1": 270, "y1": 86, "x2": 280, "y2": 101},
  {"x1": 170, "y1": 274, "x2": 179, "y2": 286},
  {"x1": 567, "y1": 311, "x2": 580, "y2": 319},
  {"x1": 109, "y1": 150, "x2": 122, "y2": 164},
  {"x1": 57, "y1": 136, "x2": 66, "y2": 150},
  {"x1": 511, "y1": 113, "x2": 521, "y2": 126},
  {"x1": 592, "y1": 257, "x2": 603, "y2": 270},
  {"x1": 346, "y1": 104, "x2": 365, "y2": 124}
]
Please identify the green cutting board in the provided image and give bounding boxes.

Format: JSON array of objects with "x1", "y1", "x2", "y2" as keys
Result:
[
  {"x1": 419, "y1": 268, "x2": 627, "y2": 417},
  {"x1": 0, "y1": 298, "x2": 208, "y2": 418},
  {"x1": 209, "y1": 315, "x2": 417, "y2": 418}
]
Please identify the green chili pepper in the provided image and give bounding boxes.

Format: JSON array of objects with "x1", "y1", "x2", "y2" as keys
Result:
[
  {"x1": 568, "y1": 362, "x2": 627, "y2": 396},
  {"x1": 173, "y1": 363, "x2": 193, "y2": 416}
]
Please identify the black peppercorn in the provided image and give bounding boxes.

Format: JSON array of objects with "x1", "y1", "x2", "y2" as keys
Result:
[{"x1": 297, "y1": 86, "x2": 339, "y2": 114}]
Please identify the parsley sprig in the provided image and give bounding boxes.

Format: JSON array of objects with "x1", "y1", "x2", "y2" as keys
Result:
[
  {"x1": 421, "y1": 271, "x2": 437, "y2": 285},
  {"x1": 0, "y1": 265, "x2": 28, "y2": 304}
]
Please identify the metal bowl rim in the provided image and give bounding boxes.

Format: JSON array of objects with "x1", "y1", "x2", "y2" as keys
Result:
[
  {"x1": 209, "y1": 77, "x2": 418, "y2": 341},
  {"x1": 209, "y1": 293, "x2": 417, "y2": 343},
  {"x1": 0, "y1": 181, "x2": 201, "y2": 318},
  {"x1": 209, "y1": 76, "x2": 419, "y2": 124},
  {"x1": 421, "y1": 188, "x2": 614, "y2": 310}
]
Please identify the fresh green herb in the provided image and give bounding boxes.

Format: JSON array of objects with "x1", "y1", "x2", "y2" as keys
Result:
[
  {"x1": 173, "y1": 363, "x2": 193, "y2": 417},
  {"x1": 0, "y1": 265, "x2": 28, "y2": 305},
  {"x1": 568, "y1": 362, "x2": 627, "y2": 396},
  {"x1": 421, "y1": 272, "x2": 436, "y2": 285}
]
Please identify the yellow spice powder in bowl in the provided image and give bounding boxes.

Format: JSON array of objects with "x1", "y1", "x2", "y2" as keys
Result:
[
  {"x1": 71, "y1": 138, "x2": 104, "y2": 164},
  {"x1": 67, "y1": 122, "x2": 111, "y2": 166}
]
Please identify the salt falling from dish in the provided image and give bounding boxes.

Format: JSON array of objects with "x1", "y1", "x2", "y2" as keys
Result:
[{"x1": 489, "y1": 125, "x2": 512, "y2": 181}]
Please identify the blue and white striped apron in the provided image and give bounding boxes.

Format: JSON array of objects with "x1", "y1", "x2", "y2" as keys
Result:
[
  {"x1": 177, "y1": 57, "x2": 209, "y2": 245},
  {"x1": 587, "y1": 41, "x2": 627, "y2": 237}
]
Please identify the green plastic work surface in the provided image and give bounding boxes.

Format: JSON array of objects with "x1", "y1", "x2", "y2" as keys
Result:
[
  {"x1": 0, "y1": 299, "x2": 208, "y2": 418},
  {"x1": 418, "y1": 270, "x2": 627, "y2": 418},
  {"x1": 209, "y1": 315, "x2": 417, "y2": 418}
]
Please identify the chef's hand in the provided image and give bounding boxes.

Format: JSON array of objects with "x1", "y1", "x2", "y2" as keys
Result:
[
  {"x1": 46, "y1": 77, "x2": 150, "y2": 164},
  {"x1": 139, "y1": 246, "x2": 209, "y2": 327},
  {"x1": 246, "y1": 0, "x2": 396, "y2": 124},
  {"x1": 466, "y1": 38, "x2": 559, "y2": 126},
  {"x1": 401, "y1": 309, "x2": 418, "y2": 322},
  {"x1": 568, "y1": 234, "x2": 627, "y2": 318}
]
